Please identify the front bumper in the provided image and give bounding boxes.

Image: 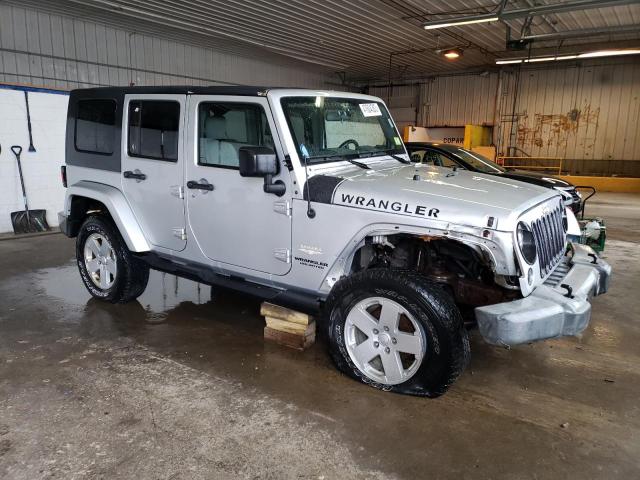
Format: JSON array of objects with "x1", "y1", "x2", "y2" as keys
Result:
[{"x1": 475, "y1": 243, "x2": 611, "y2": 346}]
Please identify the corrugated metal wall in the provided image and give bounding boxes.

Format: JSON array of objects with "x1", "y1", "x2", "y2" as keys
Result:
[
  {"x1": 420, "y1": 73, "x2": 499, "y2": 128},
  {"x1": 0, "y1": 2, "x2": 332, "y2": 90},
  {"x1": 498, "y1": 60, "x2": 640, "y2": 176},
  {"x1": 370, "y1": 58, "x2": 640, "y2": 176}
]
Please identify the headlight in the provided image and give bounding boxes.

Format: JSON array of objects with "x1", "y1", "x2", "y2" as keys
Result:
[{"x1": 517, "y1": 222, "x2": 537, "y2": 265}]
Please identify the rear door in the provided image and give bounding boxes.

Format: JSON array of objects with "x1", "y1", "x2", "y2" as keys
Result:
[
  {"x1": 121, "y1": 94, "x2": 186, "y2": 251},
  {"x1": 185, "y1": 95, "x2": 292, "y2": 275}
]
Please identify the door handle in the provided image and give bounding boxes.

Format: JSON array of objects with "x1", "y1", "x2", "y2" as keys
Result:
[
  {"x1": 187, "y1": 180, "x2": 214, "y2": 191},
  {"x1": 123, "y1": 170, "x2": 147, "y2": 181}
]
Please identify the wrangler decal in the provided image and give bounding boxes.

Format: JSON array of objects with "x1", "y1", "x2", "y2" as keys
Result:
[{"x1": 339, "y1": 193, "x2": 440, "y2": 218}]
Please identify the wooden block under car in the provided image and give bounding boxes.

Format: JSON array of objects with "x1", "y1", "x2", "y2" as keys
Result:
[
  {"x1": 261, "y1": 302, "x2": 316, "y2": 350},
  {"x1": 260, "y1": 302, "x2": 312, "y2": 326},
  {"x1": 265, "y1": 316, "x2": 315, "y2": 336},
  {"x1": 264, "y1": 326, "x2": 315, "y2": 351}
]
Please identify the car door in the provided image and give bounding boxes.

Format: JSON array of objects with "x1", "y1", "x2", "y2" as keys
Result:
[
  {"x1": 121, "y1": 94, "x2": 187, "y2": 251},
  {"x1": 185, "y1": 95, "x2": 292, "y2": 276}
]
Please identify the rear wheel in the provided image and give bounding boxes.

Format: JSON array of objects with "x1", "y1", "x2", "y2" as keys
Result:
[
  {"x1": 325, "y1": 269, "x2": 470, "y2": 397},
  {"x1": 76, "y1": 216, "x2": 149, "y2": 303}
]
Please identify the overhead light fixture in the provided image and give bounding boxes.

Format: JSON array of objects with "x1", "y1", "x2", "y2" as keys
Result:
[
  {"x1": 496, "y1": 48, "x2": 640, "y2": 65},
  {"x1": 442, "y1": 48, "x2": 463, "y2": 60},
  {"x1": 579, "y1": 49, "x2": 640, "y2": 58},
  {"x1": 424, "y1": 16, "x2": 499, "y2": 30}
]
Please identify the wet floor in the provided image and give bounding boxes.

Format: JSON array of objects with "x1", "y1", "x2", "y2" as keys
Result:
[{"x1": 1, "y1": 193, "x2": 640, "y2": 479}]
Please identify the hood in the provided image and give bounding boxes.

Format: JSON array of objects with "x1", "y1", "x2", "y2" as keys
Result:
[
  {"x1": 500, "y1": 169, "x2": 574, "y2": 188},
  {"x1": 308, "y1": 161, "x2": 559, "y2": 232}
]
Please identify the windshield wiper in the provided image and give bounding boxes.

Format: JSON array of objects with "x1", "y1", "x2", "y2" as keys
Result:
[
  {"x1": 358, "y1": 149, "x2": 410, "y2": 164},
  {"x1": 343, "y1": 156, "x2": 371, "y2": 170},
  {"x1": 385, "y1": 150, "x2": 411, "y2": 164},
  {"x1": 308, "y1": 153, "x2": 371, "y2": 170}
]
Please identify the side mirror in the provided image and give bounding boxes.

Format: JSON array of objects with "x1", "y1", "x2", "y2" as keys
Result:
[
  {"x1": 238, "y1": 146, "x2": 286, "y2": 197},
  {"x1": 239, "y1": 146, "x2": 278, "y2": 177}
]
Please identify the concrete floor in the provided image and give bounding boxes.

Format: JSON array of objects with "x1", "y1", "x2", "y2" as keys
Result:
[{"x1": 1, "y1": 193, "x2": 639, "y2": 480}]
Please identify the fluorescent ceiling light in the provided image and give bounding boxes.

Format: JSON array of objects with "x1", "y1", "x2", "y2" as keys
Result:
[
  {"x1": 526, "y1": 57, "x2": 551, "y2": 63},
  {"x1": 424, "y1": 16, "x2": 499, "y2": 30},
  {"x1": 578, "y1": 49, "x2": 640, "y2": 58},
  {"x1": 495, "y1": 49, "x2": 640, "y2": 65},
  {"x1": 495, "y1": 59, "x2": 523, "y2": 64}
]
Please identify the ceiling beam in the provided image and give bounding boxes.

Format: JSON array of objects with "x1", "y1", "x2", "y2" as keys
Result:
[
  {"x1": 422, "y1": 0, "x2": 638, "y2": 29},
  {"x1": 520, "y1": 24, "x2": 640, "y2": 43}
]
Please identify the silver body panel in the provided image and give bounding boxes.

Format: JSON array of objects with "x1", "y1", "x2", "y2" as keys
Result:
[
  {"x1": 121, "y1": 94, "x2": 188, "y2": 252},
  {"x1": 61, "y1": 88, "x2": 611, "y2": 345}
]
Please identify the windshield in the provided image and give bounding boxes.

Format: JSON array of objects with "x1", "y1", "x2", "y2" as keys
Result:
[
  {"x1": 281, "y1": 96, "x2": 404, "y2": 165},
  {"x1": 450, "y1": 147, "x2": 506, "y2": 173}
]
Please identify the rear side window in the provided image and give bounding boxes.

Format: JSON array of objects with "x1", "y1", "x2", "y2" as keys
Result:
[
  {"x1": 128, "y1": 100, "x2": 180, "y2": 161},
  {"x1": 75, "y1": 99, "x2": 117, "y2": 154}
]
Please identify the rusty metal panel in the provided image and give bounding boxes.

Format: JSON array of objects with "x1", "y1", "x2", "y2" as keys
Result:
[{"x1": 497, "y1": 60, "x2": 640, "y2": 175}]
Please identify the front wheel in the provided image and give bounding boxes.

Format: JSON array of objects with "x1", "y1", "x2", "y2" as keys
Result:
[
  {"x1": 76, "y1": 215, "x2": 149, "y2": 303},
  {"x1": 325, "y1": 269, "x2": 470, "y2": 397}
]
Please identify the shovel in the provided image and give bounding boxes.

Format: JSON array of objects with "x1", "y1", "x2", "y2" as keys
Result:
[{"x1": 10, "y1": 145, "x2": 49, "y2": 234}]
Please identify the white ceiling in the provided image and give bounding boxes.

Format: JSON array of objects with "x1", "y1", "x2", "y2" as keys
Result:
[{"x1": 15, "y1": 0, "x2": 640, "y2": 83}]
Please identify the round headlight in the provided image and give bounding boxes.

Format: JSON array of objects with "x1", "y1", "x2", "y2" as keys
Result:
[{"x1": 517, "y1": 222, "x2": 537, "y2": 265}]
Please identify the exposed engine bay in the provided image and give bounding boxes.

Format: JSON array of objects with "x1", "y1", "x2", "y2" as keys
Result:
[{"x1": 352, "y1": 234, "x2": 521, "y2": 309}]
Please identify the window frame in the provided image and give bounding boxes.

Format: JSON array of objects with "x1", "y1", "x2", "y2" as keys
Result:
[
  {"x1": 196, "y1": 100, "x2": 274, "y2": 170},
  {"x1": 74, "y1": 98, "x2": 118, "y2": 156},
  {"x1": 127, "y1": 99, "x2": 181, "y2": 163}
]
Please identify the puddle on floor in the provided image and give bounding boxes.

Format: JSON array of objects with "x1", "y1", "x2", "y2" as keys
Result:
[{"x1": 36, "y1": 262, "x2": 213, "y2": 314}]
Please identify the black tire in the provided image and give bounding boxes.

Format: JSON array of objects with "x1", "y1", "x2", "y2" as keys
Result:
[
  {"x1": 324, "y1": 269, "x2": 470, "y2": 397},
  {"x1": 76, "y1": 215, "x2": 150, "y2": 303}
]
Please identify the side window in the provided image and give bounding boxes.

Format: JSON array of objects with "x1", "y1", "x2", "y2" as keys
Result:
[
  {"x1": 128, "y1": 100, "x2": 180, "y2": 161},
  {"x1": 75, "y1": 99, "x2": 117, "y2": 155},
  {"x1": 426, "y1": 150, "x2": 457, "y2": 168},
  {"x1": 409, "y1": 149, "x2": 426, "y2": 163},
  {"x1": 198, "y1": 102, "x2": 274, "y2": 168}
]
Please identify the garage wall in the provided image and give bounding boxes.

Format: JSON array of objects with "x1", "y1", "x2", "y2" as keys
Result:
[
  {"x1": 0, "y1": 2, "x2": 332, "y2": 89},
  {"x1": 0, "y1": 86, "x2": 68, "y2": 233},
  {"x1": 368, "y1": 58, "x2": 640, "y2": 176},
  {"x1": 0, "y1": 2, "x2": 337, "y2": 234},
  {"x1": 498, "y1": 60, "x2": 640, "y2": 176}
]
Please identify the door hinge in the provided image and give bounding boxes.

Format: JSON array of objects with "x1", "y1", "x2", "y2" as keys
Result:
[
  {"x1": 273, "y1": 200, "x2": 291, "y2": 217},
  {"x1": 170, "y1": 185, "x2": 184, "y2": 199},
  {"x1": 274, "y1": 248, "x2": 291, "y2": 264},
  {"x1": 172, "y1": 228, "x2": 187, "y2": 240}
]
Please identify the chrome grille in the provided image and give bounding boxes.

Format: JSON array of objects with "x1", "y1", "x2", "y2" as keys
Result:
[
  {"x1": 530, "y1": 204, "x2": 566, "y2": 277},
  {"x1": 544, "y1": 262, "x2": 571, "y2": 287}
]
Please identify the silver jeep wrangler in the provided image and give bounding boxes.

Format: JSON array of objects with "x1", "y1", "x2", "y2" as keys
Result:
[{"x1": 59, "y1": 86, "x2": 611, "y2": 397}]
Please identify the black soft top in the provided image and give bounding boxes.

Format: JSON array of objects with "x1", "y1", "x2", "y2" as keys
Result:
[{"x1": 69, "y1": 85, "x2": 271, "y2": 97}]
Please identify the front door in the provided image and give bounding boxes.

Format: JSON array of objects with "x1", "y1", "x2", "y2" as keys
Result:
[
  {"x1": 186, "y1": 95, "x2": 292, "y2": 276},
  {"x1": 121, "y1": 94, "x2": 186, "y2": 251}
]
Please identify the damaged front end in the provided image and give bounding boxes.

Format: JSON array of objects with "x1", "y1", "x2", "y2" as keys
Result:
[{"x1": 475, "y1": 243, "x2": 611, "y2": 346}]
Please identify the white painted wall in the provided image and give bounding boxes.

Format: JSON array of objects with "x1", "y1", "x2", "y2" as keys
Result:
[{"x1": 0, "y1": 87, "x2": 68, "y2": 233}]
